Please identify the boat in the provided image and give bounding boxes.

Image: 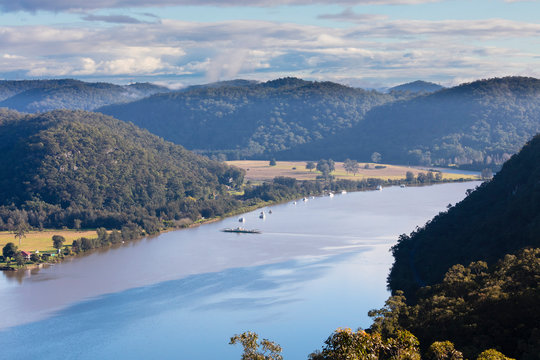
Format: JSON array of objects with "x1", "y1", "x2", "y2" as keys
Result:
[
  {"x1": 292, "y1": 201, "x2": 297, "y2": 205},
  {"x1": 259, "y1": 211, "x2": 266, "y2": 219},
  {"x1": 376, "y1": 185, "x2": 383, "y2": 191},
  {"x1": 268, "y1": 210, "x2": 272, "y2": 214},
  {"x1": 400, "y1": 184, "x2": 406, "y2": 188},
  {"x1": 239, "y1": 217, "x2": 246, "y2": 222},
  {"x1": 303, "y1": 197, "x2": 308, "y2": 202},
  {"x1": 328, "y1": 192, "x2": 334, "y2": 197},
  {"x1": 341, "y1": 190, "x2": 347, "y2": 194},
  {"x1": 222, "y1": 227, "x2": 261, "y2": 234}
]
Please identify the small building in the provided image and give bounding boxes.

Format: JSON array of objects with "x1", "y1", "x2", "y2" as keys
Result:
[{"x1": 20, "y1": 251, "x2": 32, "y2": 260}]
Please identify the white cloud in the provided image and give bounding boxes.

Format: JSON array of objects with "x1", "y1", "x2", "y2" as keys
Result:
[
  {"x1": 319, "y1": 8, "x2": 389, "y2": 22},
  {"x1": 82, "y1": 14, "x2": 145, "y2": 24},
  {"x1": 2, "y1": 53, "x2": 24, "y2": 59},
  {"x1": 0, "y1": 16, "x2": 538, "y2": 86},
  {"x1": 72, "y1": 57, "x2": 97, "y2": 75},
  {"x1": 0, "y1": 0, "x2": 443, "y2": 13}
]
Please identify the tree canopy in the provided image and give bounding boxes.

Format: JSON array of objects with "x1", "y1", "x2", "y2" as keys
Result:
[
  {"x1": 0, "y1": 79, "x2": 168, "y2": 113},
  {"x1": 279, "y1": 77, "x2": 540, "y2": 170},
  {"x1": 0, "y1": 109, "x2": 244, "y2": 232},
  {"x1": 99, "y1": 77, "x2": 400, "y2": 159},
  {"x1": 372, "y1": 249, "x2": 538, "y2": 359},
  {"x1": 389, "y1": 132, "x2": 540, "y2": 301}
]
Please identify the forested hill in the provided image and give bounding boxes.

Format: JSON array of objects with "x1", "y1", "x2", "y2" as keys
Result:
[
  {"x1": 0, "y1": 79, "x2": 168, "y2": 113},
  {"x1": 98, "y1": 77, "x2": 399, "y2": 158},
  {"x1": 388, "y1": 131, "x2": 540, "y2": 301},
  {"x1": 280, "y1": 77, "x2": 540, "y2": 169},
  {"x1": 0, "y1": 109, "x2": 244, "y2": 232},
  {"x1": 387, "y1": 80, "x2": 444, "y2": 94},
  {"x1": 181, "y1": 79, "x2": 258, "y2": 91}
]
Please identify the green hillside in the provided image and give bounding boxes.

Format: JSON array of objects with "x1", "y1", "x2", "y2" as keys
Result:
[
  {"x1": 392, "y1": 248, "x2": 539, "y2": 359},
  {"x1": 0, "y1": 79, "x2": 168, "y2": 112},
  {"x1": 98, "y1": 77, "x2": 399, "y2": 158},
  {"x1": 281, "y1": 77, "x2": 540, "y2": 169},
  {"x1": 0, "y1": 109, "x2": 244, "y2": 232},
  {"x1": 388, "y1": 132, "x2": 540, "y2": 300}
]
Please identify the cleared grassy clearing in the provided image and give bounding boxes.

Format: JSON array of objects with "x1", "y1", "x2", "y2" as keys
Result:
[
  {"x1": 0, "y1": 229, "x2": 98, "y2": 252},
  {"x1": 227, "y1": 160, "x2": 479, "y2": 182}
]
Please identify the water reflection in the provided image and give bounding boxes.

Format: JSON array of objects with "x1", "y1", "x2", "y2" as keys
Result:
[
  {"x1": 0, "y1": 182, "x2": 478, "y2": 359},
  {"x1": 2, "y1": 237, "x2": 149, "y2": 284},
  {"x1": 0, "y1": 251, "x2": 367, "y2": 359}
]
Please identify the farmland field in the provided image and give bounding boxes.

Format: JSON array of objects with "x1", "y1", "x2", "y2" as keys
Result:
[
  {"x1": 0, "y1": 230, "x2": 98, "y2": 252},
  {"x1": 226, "y1": 160, "x2": 479, "y2": 182}
]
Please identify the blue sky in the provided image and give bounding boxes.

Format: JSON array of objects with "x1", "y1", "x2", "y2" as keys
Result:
[{"x1": 0, "y1": 0, "x2": 539, "y2": 88}]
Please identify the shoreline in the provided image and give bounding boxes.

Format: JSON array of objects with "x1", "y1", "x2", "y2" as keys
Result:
[{"x1": 1, "y1": 178, "x2": 480, "y2": 276}]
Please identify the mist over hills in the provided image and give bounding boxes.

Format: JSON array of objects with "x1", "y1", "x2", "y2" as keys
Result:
[{"x1": 0, "y1": 79, "x2": 169, "y2": 113}]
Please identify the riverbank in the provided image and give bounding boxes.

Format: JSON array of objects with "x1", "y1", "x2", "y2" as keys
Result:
[
  {"x1": 0, "y1": 229, "x2": 100, "y2": 270},
  {"x1": 0, "y1": 181, "x2": 479, "y2": 356},
  {"x1": 1, "y1": 176, "x2": 479, "y2": 274},
  {"x1": 0, "y1": 229, "x2": 99, "y2": 252}
]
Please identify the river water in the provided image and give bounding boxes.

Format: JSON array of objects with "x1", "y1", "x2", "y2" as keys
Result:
[{"x1": 0, "y1": 182, "x2": 478, "y2": 359}]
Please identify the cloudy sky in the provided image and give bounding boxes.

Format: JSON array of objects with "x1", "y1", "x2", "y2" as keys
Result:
[{"x1": 0, "y1": 0, "x2": 539, "y2": 88}]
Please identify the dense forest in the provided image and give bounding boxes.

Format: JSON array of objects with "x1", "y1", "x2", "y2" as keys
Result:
[
  {"x1": 3, "y1": 77, "x2": 539, "y2": 170},
  {"x1": 0, "y1": 108, "x2": 400, "y2": 235},
  {"x1": 0, "y1": 109, "x2": 244, "y2": 233},
  {"x1": 388, "y1": 131, "x2": 540, "y2": 300},
  {"x1": 281, "y1": 77, "x2": 540, "y2": 169},
  {"x1": 0, "y1": 79, "x2": 168, "y2": 112},
  {"x1": 381, "y1": 248, "x2": 539, "y2": 359},
  {"x1": 301, "y1": 248, "x2": 538, "y2": 360},
  {"x1": 99, "y1": 77, "x2": 402, "y2": 158}
]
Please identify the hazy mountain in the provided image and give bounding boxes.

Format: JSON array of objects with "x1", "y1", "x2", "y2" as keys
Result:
[
  {"x1": 181, "y1": 79, "x2": 259, "y2": 92},
  {"x1": 280, "y1": 77, "x2": 540, "y2": 169},
  {"x1": 0, "y1": 79, "x2": 169, "y2": 113},
  {"x1": 0, "y1": 109, "x2": 244, "y2": 231},
  {"x1": 8, "y1": 76, "x2": 539, "y2": 171},
  {"x1": 98, "y1": 77, "x2": 400, "y2": 158},
  {"x1": 388, "y1": 80, "x2": 444, "y2": 94}
]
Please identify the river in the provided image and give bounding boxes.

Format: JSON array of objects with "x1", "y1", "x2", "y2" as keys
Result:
[{"x1": 0, "y1": 182, "x2": 479, "y2": 359}]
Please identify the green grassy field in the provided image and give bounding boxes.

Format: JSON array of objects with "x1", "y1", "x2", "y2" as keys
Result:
[{"x1": 0, "y1": 229, "x2": 98, "y2": 252}]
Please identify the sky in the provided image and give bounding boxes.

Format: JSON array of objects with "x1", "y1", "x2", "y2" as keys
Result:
[{"x1": 0, "y1": 0, "x2": 539, "y2": 89}]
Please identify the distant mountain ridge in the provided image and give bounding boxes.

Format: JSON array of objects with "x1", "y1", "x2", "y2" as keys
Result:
[
  {"x1": 181, "y1": 79, "x2": 259, "y2": 92},
  {"x1": 99, "y1": 77, "x2": 401, "y2": 158},
  {"x1": 388, "y1": 80, "x2": 444, "y2": 94},
  {"x1": 280, "y1": 76, "x2": 540, "y2": 169},
  {"x1": 0, "y1": 79, "x2": 169, "y2": 113},
  {"x1": 3, "y1": 76, "x2": 539, "y2": 170}
]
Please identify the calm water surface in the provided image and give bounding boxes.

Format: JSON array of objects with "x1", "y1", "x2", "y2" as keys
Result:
[{"x1": 0, "y1": 182, "x2": 479, "y2": 359}]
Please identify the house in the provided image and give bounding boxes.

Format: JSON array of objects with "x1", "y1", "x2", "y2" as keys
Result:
[{"x1": 20, "y1": 251, "x2": 32, "y2": 260}]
